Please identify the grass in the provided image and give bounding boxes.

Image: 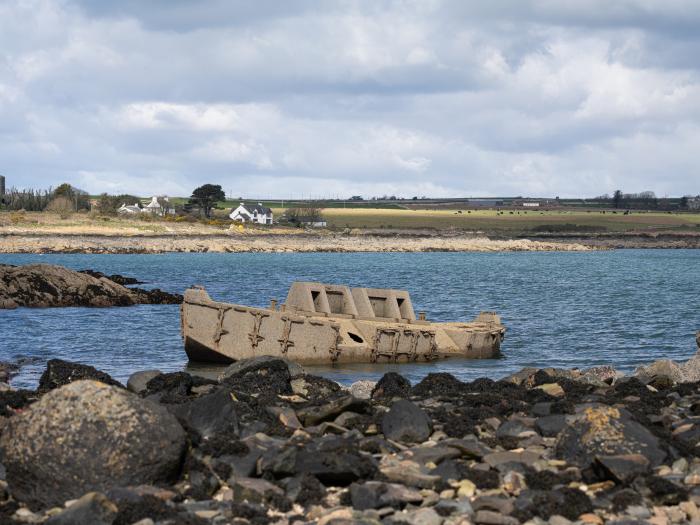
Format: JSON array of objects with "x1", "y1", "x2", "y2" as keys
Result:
[
  {"x1": 310, "y1": 208, "x2": 700, "y2": 232},
  {"x1": 3, "y1": 208, "x2": 700, "y2": 235}
]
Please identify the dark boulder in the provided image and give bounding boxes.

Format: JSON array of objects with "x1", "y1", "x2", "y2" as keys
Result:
[
  {"x1": 220, "y1": 357, "x2": 293, "y2": 399},
  {"x1": 171, "y1": 386, "x2": 239, "y2": 441},
  {"x1": 45, "y1": 492, "x2": 117, "y2": 525},
  {"x1": 371, "y1": 372, "x2": 411, "y2": 400},
  {"x1": 595, "y1": 454, "x2": 650, "y2": 483},
  {"x1": 0, "y1": 389, "x2": 38, "y2": 417},
  {"x1": 38, "y1": 359, "x2": 123, "y2": 392},
  {"x1": 381, "y1": 399, "x2": 432, "y2": 443},
  {"x1": 555, "y1": 404, "x2": 666, "y2": 471},
  {"x1": 535, "y1": 414, "x2": 567, "y2": 437},
  {"x1": 219, "y1": 355, "x2": 304, "y2": 381},
  {"x1": 0, "y1": 380, "x2": 186, "y2": 508},
  {"x1": 412, "y1": 372, "x2": 466, "y2": 398}
]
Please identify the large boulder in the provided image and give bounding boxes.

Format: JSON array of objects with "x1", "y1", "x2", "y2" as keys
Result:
[
  {"x1": 219, "y1": 357, "x2": 294, "y2": 398},
  {"x1": 218, "y1": 356, "x2": 305, "y2": 381},
  {"x1": 38, "y1": 359, "x2": 123, "y2": 392},
  {"x1": 555, "y1": 404, "x2": 666, "y2": 473},
  {"x1": 0, "y1": 264, "x2": 181, "y2": 309},
  {"x1": 0, "y1": 380, "x2": 186, "y2": 508}
]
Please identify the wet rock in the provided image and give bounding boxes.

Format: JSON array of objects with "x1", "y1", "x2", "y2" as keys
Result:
[
  {"x1": 381, "y1": 399, "x2": 432, "y2": 443},
  {"x1": 0, "y1": 380, "x2": 186, "y2": 508},
  {"x1": 349, "y1": 380, "x2": 376, "y2": 400},
  {"x1": 45, "y1": 492, "x2": 117, "y2": 525},
  {"x1": 38, "y1": 359, "x2": 123, "y2": 392},
  {"x1": 0, "y1": 264, "x2": 180, "y2": 309},
  {"x1": 171, "y1": 386, "x2": 239, "y2": 440},
  {"x1": 555, "y1": 404, "x2": 666, "y2": 471},
  {"x1": 143, "y1": 372, "x2": 214, "y2": 403},
  {"x1": 127, "y1": 370, "x2": 162, "y2": 394},
  {"x1": 78, "y1": 270, "x2": 143, "y2": 286},
  {"x1": 220, "y1": 357, "x2": 293, "y2": 398},
  {"x1": 412, "y1": 372, "x2": 466, "y2": 397},
  {"x1": 0, "y1": 362, "x2": 19, "y2": 384},
  {"x1": 371, "y1": 372, "x2": 411, "y2": 400},
  {"x1": 349, "y1": 481, "x2": 423, "y2": 510},
  {"x1": 0, "y1": 389, "x2": 38, "y2": 417},
  {"x1": 219, "y1": 355, "x2": 304, "y2": 381}
]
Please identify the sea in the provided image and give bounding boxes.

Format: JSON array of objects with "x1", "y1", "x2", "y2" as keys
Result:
[{"x1": 1, "y1": 250, "x2": 699, "y2": 389}]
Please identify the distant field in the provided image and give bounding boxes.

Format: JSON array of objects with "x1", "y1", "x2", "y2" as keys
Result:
[{"x1": 308, "y1": 208, "x2": 700, "y2": 232}]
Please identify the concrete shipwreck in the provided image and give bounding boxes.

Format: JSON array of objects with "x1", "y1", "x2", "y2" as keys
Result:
[{"x1": 181, "y1": 282, "x2": 505, "y2": 364}]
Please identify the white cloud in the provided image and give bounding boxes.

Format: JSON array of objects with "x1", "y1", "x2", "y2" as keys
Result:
[{"x1": 0, "y1": 0, "x2": 699, "y2": 197}]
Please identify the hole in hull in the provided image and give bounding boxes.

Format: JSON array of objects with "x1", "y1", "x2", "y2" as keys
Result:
[{"x1": 347, "y1": 332, "x2": 364, "y2": 343}]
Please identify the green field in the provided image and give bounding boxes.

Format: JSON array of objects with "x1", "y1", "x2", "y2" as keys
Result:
[{"x1": 311, "y1": 208, "x2": 700, "y2": 232}]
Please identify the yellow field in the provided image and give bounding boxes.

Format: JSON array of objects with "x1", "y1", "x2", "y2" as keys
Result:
[
  {"x1": 309, "y1": 208, "x2": 700, "y2": 232},
  {"x1": 2, "y1": 208, "x2": 699, "y2": 234}
]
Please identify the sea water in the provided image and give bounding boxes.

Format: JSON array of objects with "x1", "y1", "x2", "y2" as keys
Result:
[{"x1": 1, "y1": 250, "x2": 699, "y2": 388}]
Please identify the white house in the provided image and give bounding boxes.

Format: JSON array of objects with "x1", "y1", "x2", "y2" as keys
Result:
[
  {"x1": 117, "y1": 202, "x2": 142, "y2": 214},
  {"x1": 229, "y1": 202, "x2": 273, "y2": 225}
]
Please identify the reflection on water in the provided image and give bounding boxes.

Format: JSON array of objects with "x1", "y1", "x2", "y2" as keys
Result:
[{"x1": 1, "y1": 250, "x2": 699, "y2": 389}]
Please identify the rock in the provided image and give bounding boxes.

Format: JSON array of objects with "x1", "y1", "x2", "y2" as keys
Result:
[
  {"x1": 267, "y1": 406, "x2": 303, "y2": 430},
  {"x1": 535, "y1": 415, "x2": 567, "y2": 437},
  {"x1": 555, "y1": 404, "x2": 666, "y2": 471},
  {"x1": 634, "y1": 359, "x2": 684, "y2": 384},
  {"x1": 474, "y1": 510, "x2": 519, "y2": 525},
  {"x1": 484, "y1": 450, "x2": 540, "y2": 468},
  {"x1": 296, "y1": 395, "x2": 368, "y2": 426},
  {"x1": 595, "y1": 454, "x2": 650, "y2": 483},
  {"x1": 38, "y1": 359, "x2": 123, "y2": 392},
  {"x1": 218, "y1": 355, "x2": 304, "y2": 381},
  {"x1": 381, "y1": 399, "x2": 433, "y2": 443},
  {"x1": 127, "y1": 370, "x2": 162, "y2": 394},
  {"x1": 231, "y1": 477, "x2": 286, "y2": 506},
  {"x1": 349, "y1": 481, "x2": 423, "y2": 510},
  {"x1": 371, "y1": 372, "x2": 411, "y2": 399},
  {"x1": 379, "y1": 456, "x2": 441, "y2": 489},
  {"x1": 385, "y1": 507, "x2": 443, "y2": 525},
  {"x1": 263, "y1": 434, "x2": 376, "y2": 486},
  {"x1": 0, "y1": 362, "x2": 19, "y2": 384},
  {"x1": 513, "y1": 488, "x2": 593, "y2": 521},
  {"x1": 496, "y1": 419, "x2": 535, "y2": 440},
  {"x1": 434, "y1": 498, "x2": 474, "y2": 517},
  {"x1": 349, "y1": 380, "x2": 377, "y2": 400},
  {"x1": 171, "y1": 386, "x2": 239, "y2": 440},
  {"x1": 219, "y1": 357, "x2": 293, "y2": 397},
  {"x1": 536, "y1": 383, "x2": 565, "y2": 397},
  {"x1": 0, "y1": 380, "x2": 186, "y2": 508},
  {"x1": 0, "y1": 264, "x2": 180, "y2": 309},
  {"x1": 502, "y1": 367, "x2": 539, "y2": 387},
  {"x1": 45, "y1": 492, "x2": 117, "y2": 525}
]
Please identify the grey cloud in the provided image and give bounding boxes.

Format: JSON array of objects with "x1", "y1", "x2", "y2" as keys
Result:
[{"x1": 0, "y1": 0, "x2": 699, "y2": 197}]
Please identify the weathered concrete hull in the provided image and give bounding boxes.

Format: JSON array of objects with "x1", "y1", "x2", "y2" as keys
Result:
[{"x1": 181, "y1": 288, "x2": 505, "y2": 365}]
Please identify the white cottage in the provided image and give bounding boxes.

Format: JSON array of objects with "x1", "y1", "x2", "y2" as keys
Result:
[
  {"x1": 117, "y1": 202, "x2": 142, "y2": 214},
  {"x1": 229, "y1": 202, "x2": 273, "y2": 225}
]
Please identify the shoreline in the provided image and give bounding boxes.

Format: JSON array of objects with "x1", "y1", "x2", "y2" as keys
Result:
[
  {"x1": 2, "y1": 352, "x2": 700, "y2": 524},
  {"x1": 0, "y1": 233, "x2": 595, "y2": 253}
]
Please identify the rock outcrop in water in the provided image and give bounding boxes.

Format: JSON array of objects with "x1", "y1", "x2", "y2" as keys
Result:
[
  {"x1": 2, "y1": 354, "x2": 700, "y2": 524},
  {"x1": 0, "y1": 264, "x2": 182, "y2": 309}
]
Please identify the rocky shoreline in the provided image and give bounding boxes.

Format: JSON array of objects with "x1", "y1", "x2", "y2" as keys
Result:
[
  {"x1": 2, "y1": 346, "x2": 700, "y2": 525},
  {"x1": 0, "y1": 264, "x2": 182, "y2": 309},
  {"x1": 0, "y1": 234, "x2": 593, "y2": 254}
]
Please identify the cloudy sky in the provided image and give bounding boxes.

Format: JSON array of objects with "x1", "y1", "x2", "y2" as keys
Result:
[{"x1": 1, "y1": 0, "x2": 699, "y2": 199}]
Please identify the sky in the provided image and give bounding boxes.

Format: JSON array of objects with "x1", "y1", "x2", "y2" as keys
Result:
[{"x1": 1, "y1": 0, "x2": 699, "y2": 199}]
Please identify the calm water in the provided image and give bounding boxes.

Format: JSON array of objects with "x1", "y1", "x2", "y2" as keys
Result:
[{"x1": 1, "y1": 251, "x2": 699, "y2": 389}]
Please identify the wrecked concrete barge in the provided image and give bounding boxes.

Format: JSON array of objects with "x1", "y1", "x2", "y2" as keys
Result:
[{"x1": 181, "y1": 282, "x2": 505, "y2": 364}]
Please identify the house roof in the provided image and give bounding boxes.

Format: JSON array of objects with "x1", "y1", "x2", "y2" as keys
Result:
[{"x1": 235, "y1": 203, "x2": 272, "y2": 215}]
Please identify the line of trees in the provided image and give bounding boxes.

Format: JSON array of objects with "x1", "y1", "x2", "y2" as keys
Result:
[
  {"x1": 0, "y1": 183, "x2": 90, "y2": 212},
  {"x1": 591, "y1": 190, "x2": 697, "y2": 210}
]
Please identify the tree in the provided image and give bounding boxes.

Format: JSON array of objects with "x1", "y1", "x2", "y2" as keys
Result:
[
  {"x1": 189, "y1": 184, "x2": 225, "y2": 218},
  {"x1": 612, "y1": 190, "x2": 623, "y2": 209},
  {"x1": 680, "y1": 196, "x2": 689, "y2": 210}
]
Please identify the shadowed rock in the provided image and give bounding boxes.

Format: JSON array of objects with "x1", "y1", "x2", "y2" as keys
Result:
[
  {"x1": 38, "y1": 359, "x2": 123, "y2": 392},
  {"x1": 381, "y1": 399, "x2": 432, "y2": 443},
  {"x1": 0, "y1": 264, "x2": 181, "y2": 309}
]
